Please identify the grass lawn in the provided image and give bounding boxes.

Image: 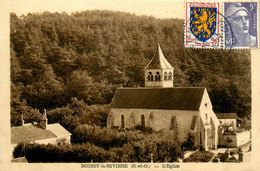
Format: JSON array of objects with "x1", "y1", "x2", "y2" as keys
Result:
[{"x1": 183, "y1": 151, "x2": 215, "y2": 162}]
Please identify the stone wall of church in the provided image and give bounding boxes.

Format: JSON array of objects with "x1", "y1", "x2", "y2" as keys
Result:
[{"x1": 107, "y1": 108, "x2": 200, "y2": 144}]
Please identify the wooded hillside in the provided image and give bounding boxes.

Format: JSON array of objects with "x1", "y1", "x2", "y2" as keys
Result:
[{"x1": 10, "y1": 10, "x2": 251, "y2": 126}]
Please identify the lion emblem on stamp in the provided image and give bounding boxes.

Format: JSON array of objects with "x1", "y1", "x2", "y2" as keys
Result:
[
  {"x1": 190, "y1": 7, "x2": 217, "y2": 41},
  {"x1": 185, "y1": 2, "x2": 223, "y2": 48}
]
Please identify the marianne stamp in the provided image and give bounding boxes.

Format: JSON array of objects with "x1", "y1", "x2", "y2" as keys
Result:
[
  {"x1": 224, "y1": 2, "x2": 258, "y2": 48},
  {"x1": 185, "y1": 2, "x2": 223, "y2": 49}
]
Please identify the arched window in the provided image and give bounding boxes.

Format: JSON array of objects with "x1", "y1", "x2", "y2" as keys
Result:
[
  {"x1": 147, "y1": 72, "x2": 152, "y2": 81},
  {"x1": 151, "y1": 74, "x2": 153, "y2": 81},
  {"x1": 141, "y1": 114, "x2": 145, "y2": 128},
  {"x1": 149, "y1": 113, "x2": 154, "y2": 120},
  {"x1": 170, "y1": 116, "x2": 176, "y2": 129},
  {"x1": 155, "y1": 72, "x2": 160, "y2": 81},
  {"x1": 121, "y1": 114, "x2": 125, "y2": 128},
  {"x1": 164, "y1": 72, "x2": 168, "y2": 81},
  {"x1": 168, "y1": 72, "x2": 172, "y2": 81}
]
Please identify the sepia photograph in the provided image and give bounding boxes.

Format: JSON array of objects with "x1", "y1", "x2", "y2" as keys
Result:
[{"x1": 1, "y1": 0, "x2": 260, "y2": 170}]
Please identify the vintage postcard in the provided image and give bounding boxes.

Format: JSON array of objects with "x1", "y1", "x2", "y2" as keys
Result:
[{"x1": 1, "y1": 0, "x2": 260, "y2": 170}]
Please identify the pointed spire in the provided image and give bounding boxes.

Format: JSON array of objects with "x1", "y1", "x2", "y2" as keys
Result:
[{"x1": 144, "y1": 44, "x2": 173, "y2": 69}]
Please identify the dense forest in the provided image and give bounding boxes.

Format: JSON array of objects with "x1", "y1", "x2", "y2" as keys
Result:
[{"x1": 10, "y1": 10, "x2": 251, "y2": 128}]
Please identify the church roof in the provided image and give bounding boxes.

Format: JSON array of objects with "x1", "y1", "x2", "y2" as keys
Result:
[
  {"x1": 11, "y1": 123, "x2": 71, "y2": 144},
  {"x1": 111, "y1": 87, "x2": 206, "y2": 110},
  {"x1": 144, "y1": 44, "x2": 173, "y2": 69}
]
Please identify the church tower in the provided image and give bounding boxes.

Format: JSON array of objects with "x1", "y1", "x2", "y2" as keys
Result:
[{"x1": 144, "y1": 44, "x2": 174, "y2": 87}]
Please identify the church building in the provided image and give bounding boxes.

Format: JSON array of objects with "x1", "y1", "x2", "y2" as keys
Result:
[{"x1": 107, "y1": 44, "x2": 220, "y2": 151}]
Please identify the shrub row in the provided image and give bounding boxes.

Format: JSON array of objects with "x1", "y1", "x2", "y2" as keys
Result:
[
  {"x1": 13, "y1": 138, "x2": 183, "y2": 162},
  {"x1": 111, "y1": 138, "x2": 183, "y2": 162},
  {"x1": 183, "y1": 151, "x2": 214, "y2": 162},
  {"x1": 71, "y1": 125, "x2": 146, "y2": 149},
  {"x1": 13, "y1": 143, "x2": 115, "y2": 162}
]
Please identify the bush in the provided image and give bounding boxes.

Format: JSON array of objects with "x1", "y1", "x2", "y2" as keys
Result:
[
  {"x1": 13, "y1": 143, "x2": 25, "y2": 158},
  {"x1": 71, "y1": 125, "x2": 146, "y2": 149},
  {"x1": 135, "y1": 125, "x2": 154, "y2": 133},
  {"x1": 111, "y1": 138, "x2": 183, "y2": 162},
  {"x1": 181, "y1": 134, "x2": 197, "y2": 150},
  {"x1": 183, "y1": 151, "x2": 215, "y2": 162},
  {"x1": 16, "y1": 143, "x2": 116, "y2": 162}
]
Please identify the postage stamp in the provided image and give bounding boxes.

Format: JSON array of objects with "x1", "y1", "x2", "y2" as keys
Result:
[
  {"x1": 185, "y1": 2, "x2": 224, "y2": 49},
  {"x1": 184, "y1": 1, "x2": 260, "y2": 49},
  {"x1": 224, "y1": 2, "x2": 258, "y2": 48}
]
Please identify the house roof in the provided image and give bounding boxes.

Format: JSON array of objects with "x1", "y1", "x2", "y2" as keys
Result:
[
  {"x1": 11, "y1": 123, "x2": 71, "y2": 144},
  {"x1": 111, "y1": 87, "x2": 206, "y2": 110},
  {"x1": 11, "y1": 124, "x2": 57, "y2": 144},
  {"x1": 216, "y1": 113, "x2": 237, "y2": 119},
  {"x1": 48, "y1": 123, "x2": 71, "y2": 136},
  {"x1": 144, "y1": 44, "x2": 173, "y2": 70},
  {"x1": 224, "y1": 156, "x2": 240, "y2": 163}
]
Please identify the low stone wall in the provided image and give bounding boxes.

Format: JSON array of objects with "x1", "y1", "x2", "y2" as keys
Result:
[
  {"x1": 218, "y1": 130, "x2": 251, "y2": 148},
  {"x1": 237, "y1": 131, "x2": 250, "y2": 147}
]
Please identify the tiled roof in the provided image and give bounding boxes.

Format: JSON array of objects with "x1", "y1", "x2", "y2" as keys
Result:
[
  {"x1": 11, "y1": 124, "x2": 57, "y2": 144},
  {"x1": 111, "y1": 87, "x2": 205, "y2": 110},
  {"x1": 11, "y1": 123, "x2": 71, "y2": 144},
  {"x1": 216, "y1": 113, "x2": 237, "y2": 119},
  {"x1": 48, "y1": 123, "x2": 71, "y2": 136},
  {"x1": 144, "y1": 44, "x2": 173, "y2": 69}
]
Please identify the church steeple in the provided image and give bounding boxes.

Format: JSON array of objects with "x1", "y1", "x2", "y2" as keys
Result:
[{"x1": 144, "y1": 44, "x2": 174, "y2": 87}]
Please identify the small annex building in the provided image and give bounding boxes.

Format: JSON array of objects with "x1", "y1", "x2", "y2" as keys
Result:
[
  {"x1": 11, "y1": 110, "x2": 71, "y2": 150},
  {"x1": 107, "y1": 44, "x2": 220, "y2": 151},
  {"x1": 216, "y1": 113, "x2": 237, "y2": 130}
]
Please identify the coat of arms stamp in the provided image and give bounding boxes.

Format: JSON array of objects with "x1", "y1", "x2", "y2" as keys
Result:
[{"x1": 185, "y1": 2, "x2": 223, "y2": 49}]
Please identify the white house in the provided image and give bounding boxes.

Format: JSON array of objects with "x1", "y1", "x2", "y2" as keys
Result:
[
  {"x1": 216, "y1": 113, "x2": 237, "y2": 130},
  {"x1": 11, "y1": 110, "x2": 71, "y2": 151}
]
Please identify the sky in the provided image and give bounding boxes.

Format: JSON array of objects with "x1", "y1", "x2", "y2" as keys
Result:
[{"x1": 7, "y1": 0, "x2": 184, "y2": 19}]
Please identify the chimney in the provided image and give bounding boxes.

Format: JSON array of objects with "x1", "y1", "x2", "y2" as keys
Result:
[
  {"x1": 40, "y1": 108, "x2": 48, "y2": 130},
  {"x1": 21, "y1": 113, "x2": 24, "y2": 126}
]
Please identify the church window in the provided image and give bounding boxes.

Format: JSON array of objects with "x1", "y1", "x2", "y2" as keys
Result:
[
  {"x1": 149, "y1": 113, "x2": 154, "y2": 120},
  {"x1": 155, "y1": 72, "x2": 160, "y2": 81},
  {"x1": 170, "y1": 116, "x2": 176, "y2": 129},
  {"x1": 168, "y1": 72, "x2": 172, "y2": 81},
  {"x1": 164, "y1": 72, "x2": 168, "y2": 81},
  {"x1": 151, "y1": 74, "x2": 154, "y2": 81},
  {"x1": 191, "y1": 115, "x2": 197, "y2": 130},
  {"x1": 205, "y1": 103, "x2": 207, "y2": 108},
  {"x1": 121, "y1": 114, "x2": 125, "y2": 128},
  {"x1": 141, "y1": 114, "x2": 145, "y2": 128},
  {"x1": 147, "y1": 72, "x2": 152, "y2": 81}
]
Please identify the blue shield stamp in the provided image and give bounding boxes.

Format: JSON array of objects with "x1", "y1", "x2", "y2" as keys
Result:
[
  {"x1": 224, "y1": 2, "x2": 258, "y2": 48},
  {"x1": 185, "y1": 2, "x2": 223, "y2": 48},
  {"x1": 190, "y1": 7, "x2": 217, "y2": 42}
]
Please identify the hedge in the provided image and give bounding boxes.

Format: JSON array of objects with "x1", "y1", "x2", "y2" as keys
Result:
[
  {"x1": 13, "y1": 143, "x2": 115, "y2": 162},
  {"x1": 71, "y1": 125, "x2": 146, "y2": 149}
]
